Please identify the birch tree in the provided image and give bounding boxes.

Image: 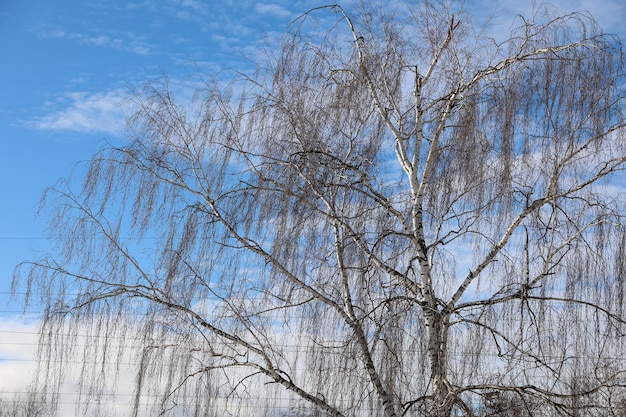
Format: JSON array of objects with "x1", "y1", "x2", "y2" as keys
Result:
[{"x1": 15, "y1": 1, "x2": 626, "y2": 416}]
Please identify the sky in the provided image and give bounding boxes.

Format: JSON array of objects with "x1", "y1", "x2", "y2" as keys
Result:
[
  {"x1": 0, "y1": 0, "x2": 315, "y2": 312},
  {"x1": 1, "y1": 0, "x2": 626, "y2": 413},
  {"x1": 0, "y1": 0, "x2": 315, "y2": 408}
]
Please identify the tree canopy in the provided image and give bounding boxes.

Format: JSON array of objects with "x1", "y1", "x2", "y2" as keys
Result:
[{"x1": 15, "y1": 1, "x2": 626, "y2": 416}]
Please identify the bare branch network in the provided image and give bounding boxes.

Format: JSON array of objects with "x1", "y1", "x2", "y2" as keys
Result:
[{"x1": 12, "y1": 1, "x2": 626, "y2": 417}]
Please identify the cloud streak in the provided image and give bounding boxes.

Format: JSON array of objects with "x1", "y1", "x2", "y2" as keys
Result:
[
  {"x1": 253, "y1": 3, "x2": 292, "y2": 17},
  {"x1": 39, "y1": 28, "x2": 153, "y2": 56},
  {"x1": 27, "y1": 89, "x2": 130, "y2": 135}
]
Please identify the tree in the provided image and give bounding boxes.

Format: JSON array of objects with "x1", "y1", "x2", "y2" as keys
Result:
[
  {"x1": 15, "y1": 1, "x2": 626, "y2": 416},
  {"x1": 0, "y1": 395, "x2": 45, "y2": 417}
]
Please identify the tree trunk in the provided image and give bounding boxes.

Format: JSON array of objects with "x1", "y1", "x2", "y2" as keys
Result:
[{"x1": 426, "y1": 307, "x2": 453, "y2": 417}]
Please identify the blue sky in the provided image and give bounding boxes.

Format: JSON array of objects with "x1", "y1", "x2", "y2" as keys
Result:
[
  {"x1": 2, "y1": 0, "x2": 626, "y2": 314},
  {"x1": 0, "y1": 0, "x2": 315, "y2": 314},
  {"x1": 1, "y1": 0, "x2": 626, "y2": 407}
]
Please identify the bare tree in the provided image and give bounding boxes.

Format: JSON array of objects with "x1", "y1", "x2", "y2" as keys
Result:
[
  {"x1": 15, "y1": 1, "x2": 626, "y2": 416},
  {"x1": 0, "y1": 394, "x2": 45, "y2": 417}
]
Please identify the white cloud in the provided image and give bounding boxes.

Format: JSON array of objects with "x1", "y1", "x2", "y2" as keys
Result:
[
  {"x1": 0, "y1": 318, "x2": 38, "y2": 394},
  {"x1": 253, "y1": 3, "x2": 291, "y2": 17},
  {"x1": 39, "y1": 28, "x2": 154, "y2": 56},
  {"x1": 0, "y1": 316, "x2": 152, "y2": 416},
  {"x1": 27, "y1": 89, "x2": 130, "y2": 135},
  {"x1": 180, "y1": 0, "x2": 209, "y2": 15}
]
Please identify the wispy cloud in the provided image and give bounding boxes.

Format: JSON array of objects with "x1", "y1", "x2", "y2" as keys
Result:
[
  {"x1": 26, "y1": 89, "x2": 130, "y2": 135},
  {"x1": 39, "y1": 28, "x2": 154, "y2": 56},
  {"x1": 163, "y1": 0, "x2": 211, "y2": 22},
  {"x1": 254, "y1": 3, "x2": 292, "y2": 18},
  {"x1": 179, "y1": 0, "x2": 210, "y2": 16}
]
